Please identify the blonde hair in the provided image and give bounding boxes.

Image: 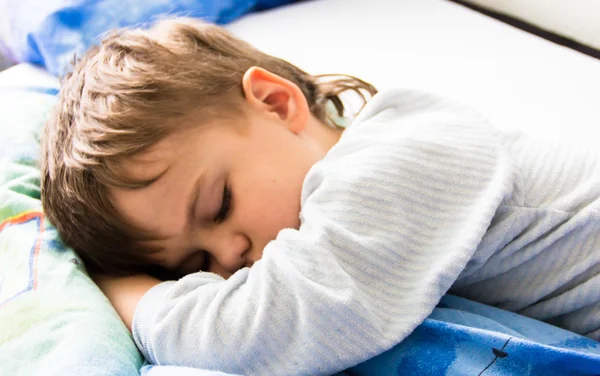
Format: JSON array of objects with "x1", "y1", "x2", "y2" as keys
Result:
[{"x1": 41, "y1": 17, "x2": 377, "y2": 275}]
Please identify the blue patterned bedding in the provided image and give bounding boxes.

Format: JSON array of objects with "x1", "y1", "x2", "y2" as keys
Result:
[
  {"x1": 0, "y1": 0, "x2": 295, "y2": 77},
  {"x1": 349, "y1": 295, "x2": 600, "y2": 376}
]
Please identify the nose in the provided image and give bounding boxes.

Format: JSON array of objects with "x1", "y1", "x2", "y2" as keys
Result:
[{"x1": 203, "y1": 229, "x2": 250, "y2": 274}]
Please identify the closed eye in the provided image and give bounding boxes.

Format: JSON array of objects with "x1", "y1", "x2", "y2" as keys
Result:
[{"x1": 214, "y1": 185, "x2": 231, "y2": 224}]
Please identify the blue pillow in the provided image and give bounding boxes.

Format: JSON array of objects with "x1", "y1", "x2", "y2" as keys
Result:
[{"x1": 0, "y1": 0, "x2": 296, "y2": 77}]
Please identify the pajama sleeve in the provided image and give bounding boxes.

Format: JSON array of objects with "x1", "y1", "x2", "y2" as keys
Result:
[{"x1": 132, "y1": 90, "x2": 515, "y2": 376}]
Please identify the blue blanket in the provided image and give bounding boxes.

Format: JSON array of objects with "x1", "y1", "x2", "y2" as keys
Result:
[
  {"x1": 0, "y1": 0, "x2": 295, "y2": 77},
  {"x1": 350, "y1": 295, "x2": 600, "y2": 375}
]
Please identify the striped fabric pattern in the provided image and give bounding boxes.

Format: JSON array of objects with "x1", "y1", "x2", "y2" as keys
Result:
[{"x1": 134, "y1": 90, "x2": 600, "y2": 375}]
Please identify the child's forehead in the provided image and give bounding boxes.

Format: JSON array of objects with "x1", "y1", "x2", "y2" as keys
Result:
[
  {"x1": 120, "y1": 121, "x2": 237, "y2": 181},
  {"x1": 121, "y1": 135, "x2": 180, "y2": 180},
  {"x1": 129, "y1": 128, "x2": 194, "y2": 163},
  {"x1": 120, "y1": 126, "x2": 206, "y2": 178}
]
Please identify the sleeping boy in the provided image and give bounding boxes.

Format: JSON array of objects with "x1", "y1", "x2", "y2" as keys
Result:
[{"x1": 41, "y1": 18, "x2": 600, "y2": 375}]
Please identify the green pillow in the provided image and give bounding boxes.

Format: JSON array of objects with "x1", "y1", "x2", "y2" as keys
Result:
[{"x1": 0, "y1": 71, "x2": 143, "y2": 375}]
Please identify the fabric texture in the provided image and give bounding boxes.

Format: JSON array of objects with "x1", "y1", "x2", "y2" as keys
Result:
[
  {"x1": 0, "y1": 0, "x2": 296, "y2": 77},
  {"x1": 350, "y1": 294, "x2": 600, "y2": 376},
  {"x1": 133, "y1": 89, "x2": 600, "y2": 375},
  {"x1": 0, "y1": 81, "x2": 143, "y2": 375}
]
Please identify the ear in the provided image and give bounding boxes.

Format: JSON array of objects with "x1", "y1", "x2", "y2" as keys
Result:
[{"x1": 242, "y1": 66, "x2": 309, "y2": 134}]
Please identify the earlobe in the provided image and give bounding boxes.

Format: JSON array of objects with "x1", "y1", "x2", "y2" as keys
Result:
[{"x1": 242, "y1": 66, "x2": 309, "y2": 134}]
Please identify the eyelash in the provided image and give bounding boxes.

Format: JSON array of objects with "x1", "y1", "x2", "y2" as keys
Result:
[{"x1": 214, "y1": 185, "x2": 231, "y2": 224}]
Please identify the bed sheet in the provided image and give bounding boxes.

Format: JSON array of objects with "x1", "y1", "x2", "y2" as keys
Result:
[
  {"x1": 3, "y1": 0, "x2": 599, "y2": 146},
  {"x1": 228, "y1": 0, "x2": 600, "y2": 146}
]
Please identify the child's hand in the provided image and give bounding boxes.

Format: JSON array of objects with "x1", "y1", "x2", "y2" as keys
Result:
[{"x1": 92, "y1": 273, "x2": 161, "y2": 332}]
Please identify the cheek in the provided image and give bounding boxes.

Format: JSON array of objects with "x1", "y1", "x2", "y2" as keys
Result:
[
  {"x1": 230, "y1": 143, "x2": 310, "y2": 238},
  {"x1": 247, "y1": 186, "x2": 301, "y2": 232},
  {"x1": 238, "y1": 173, "x2": 302, "y2": 237}
]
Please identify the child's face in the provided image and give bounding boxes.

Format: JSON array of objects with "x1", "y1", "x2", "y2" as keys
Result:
[{"x1": 110, "y1": 68, "x2": 341, "y2": 279}]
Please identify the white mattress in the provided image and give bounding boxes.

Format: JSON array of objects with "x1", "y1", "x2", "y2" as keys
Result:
[
  {"x1": 228, "y1": 0, "x2": 600, "y2": 146},
  {"x1": 2, "y1": 0, "x2": 599, "y2": 146}
]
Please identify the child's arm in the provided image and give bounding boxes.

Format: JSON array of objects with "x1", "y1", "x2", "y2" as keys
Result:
[
  {"x1": 94, "y1": 274, "x2": 160, "y2": 332},
  {"x1": 125, "y1": 91, "x2": 514, "y2": 375}
]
